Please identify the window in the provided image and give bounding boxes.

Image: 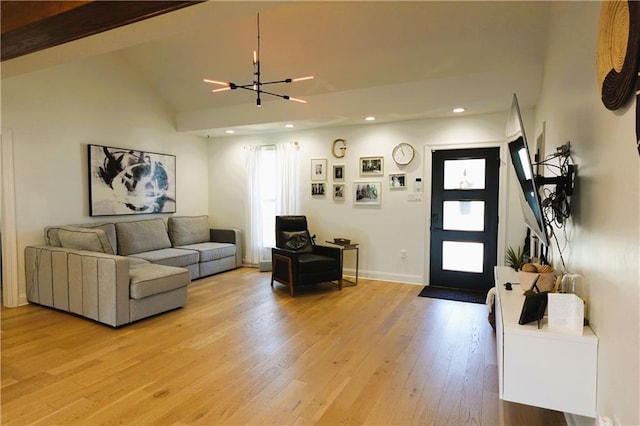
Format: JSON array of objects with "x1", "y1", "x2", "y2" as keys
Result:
[{"x1": 246, "y1": 143, "x2": 299, "y2": 265}]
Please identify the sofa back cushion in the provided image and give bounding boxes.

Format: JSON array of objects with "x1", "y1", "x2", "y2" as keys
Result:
[
  {"x1": 168, "y1": 216, "x2": 209, "y2": 246},
  {"x1": 58, "y1": 226, "x2": 115, "y2": 255},
  {"x1": 45, "y1": 223, "x2": 117, "y2": 254},
  {"x1": 116, "y1": 218, "x2": 171, "y2": 255}
]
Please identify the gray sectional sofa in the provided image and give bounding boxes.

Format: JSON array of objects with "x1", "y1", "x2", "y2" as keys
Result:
[{"x1": 24, "y1": 216, "x2": 241, "y2": 327}]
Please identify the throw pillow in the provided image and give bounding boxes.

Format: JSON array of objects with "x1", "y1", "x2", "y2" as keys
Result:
[
  {"x1": 282, "y1": 230, "x2": 313, "y2": 252},
  {"x1": 58, "y1": 226, "x2": 115, "y2": 255}
]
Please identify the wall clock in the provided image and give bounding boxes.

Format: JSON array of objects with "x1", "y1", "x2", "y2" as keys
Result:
[
  {"x1": 331, "y1": 138, "x2": 347, "y2": 158},
  {"x1": 392, "y1": 142, "x2": 415, "y2": 165}
]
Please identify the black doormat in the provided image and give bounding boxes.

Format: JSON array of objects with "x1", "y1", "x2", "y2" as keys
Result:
[{"x1": 417, "y1": 285, "x2": 487, "y2": 304}]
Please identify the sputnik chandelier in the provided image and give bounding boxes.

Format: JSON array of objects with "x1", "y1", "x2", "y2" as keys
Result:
[{"x1": 203, "y1": 13, "x2": 314, "y2": 106}]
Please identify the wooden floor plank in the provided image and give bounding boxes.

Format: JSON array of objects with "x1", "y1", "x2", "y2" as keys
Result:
[{"x1": 1, "y1": 267, "x2": 566, "y2": 425}]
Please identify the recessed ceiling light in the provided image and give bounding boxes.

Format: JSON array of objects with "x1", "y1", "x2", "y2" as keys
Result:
[
  {"x1": 225, "y1": 129, "x2": 235, "y2": 134},
  {"x1": 284, "y1": 123, "x2": 295, "y2": 128},
  {"x1": 453, "y1": 107, "x2": 466, "y2": 113},
  {"x1": 365, "y1": 116, "x2": 376, "y2": 121}
]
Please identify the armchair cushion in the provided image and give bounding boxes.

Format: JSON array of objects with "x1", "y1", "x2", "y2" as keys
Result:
[
  {"x1": 298, "y1": 253, "x2": 340, "y2": 274},
  {"x1": 282, "y1": 230, "x2": 313, "y2": 253}
]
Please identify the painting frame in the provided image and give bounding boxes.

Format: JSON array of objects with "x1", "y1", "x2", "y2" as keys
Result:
[
  {"x1": 88, "y1": 144, "x2": 176, "y2": 216},
  {"x1": 333, "y1": 184, "x2": 345, "y2": 201},
  {"x1": 333, "y1": 164, "x2": 345, "y2": 181},
  {"x1": 389, "y1": 173, "x2": 407, "y2": 189},
  {"x1": 311, "y1": 158, "x2": 328, "y2": 181},
  {"x1": 353, "y1": 181, "x2": 382, "y2": 206},
  {"x1": 311, "y1": 182, "x2": 326, "y2": 196},
  {"x1": 359, "y1": 156, "x2": 384, "y2": 176}
]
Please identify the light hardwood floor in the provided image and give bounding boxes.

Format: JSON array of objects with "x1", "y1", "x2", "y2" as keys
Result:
[{"x1": 1, "y1": 267, "x2": 566, "y2": 425}]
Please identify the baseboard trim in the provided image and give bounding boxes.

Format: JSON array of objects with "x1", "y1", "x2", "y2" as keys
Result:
[{"x1": 346, "y1": 268, "x2": 423, "y2": 285}]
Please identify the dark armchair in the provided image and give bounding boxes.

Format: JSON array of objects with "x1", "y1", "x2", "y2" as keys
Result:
[{"x1": 271, "y1": 215, "x2": 343, "y2": 296}]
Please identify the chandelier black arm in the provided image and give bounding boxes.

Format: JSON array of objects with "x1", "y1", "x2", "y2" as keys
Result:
[
  {"x1": 232, "y1": 79, "x2": 293, "y2": 90},
  {"x1": 259, "y1": 89, "x2": 291, "y2": 100},
  {"x1": 231, "y1": 85, "x2": 291, "y2": 100},
  {"x1": 260, "y1": 78, "x2": 293, "y2": 85}
]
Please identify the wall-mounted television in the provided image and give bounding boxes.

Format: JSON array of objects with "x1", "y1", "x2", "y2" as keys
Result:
[{"x1": 506, "y1": 94, "x2": 550, "y2": 247}]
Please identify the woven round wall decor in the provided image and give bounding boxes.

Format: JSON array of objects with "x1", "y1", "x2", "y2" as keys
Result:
[
  {"x1": 597, "y1": 0, "x2": 640, "y2": 155},
  {"x1": 596, "y1": 0, "x2": 640, "y2": 110}
]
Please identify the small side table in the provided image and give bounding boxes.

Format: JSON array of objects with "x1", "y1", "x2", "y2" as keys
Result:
[{"x1": 326, "y1": 241, "x2": 359, "y2": 286}]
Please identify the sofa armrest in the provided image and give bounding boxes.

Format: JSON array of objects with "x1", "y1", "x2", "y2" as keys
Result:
[
  {"x1": 25, "y1": 246, "x2": 130, "y2": 327},
  {"x1": 210, "y1": 228, "x2": 242, "y2": 267}
]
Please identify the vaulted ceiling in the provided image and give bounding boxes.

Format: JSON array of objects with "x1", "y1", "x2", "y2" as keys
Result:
[{"x1": 1, "y1": 1, "x2": 552, "y2": 136}]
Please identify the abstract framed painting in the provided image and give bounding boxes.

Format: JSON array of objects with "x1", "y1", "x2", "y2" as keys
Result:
[{"x1": 88, "y1": 144, "x2": 176, "y2": 216}]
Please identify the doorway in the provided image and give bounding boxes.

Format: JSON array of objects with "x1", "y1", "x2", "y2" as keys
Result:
[{"x1": 429, "y1": 147, "x2": 500, "y2": 292}]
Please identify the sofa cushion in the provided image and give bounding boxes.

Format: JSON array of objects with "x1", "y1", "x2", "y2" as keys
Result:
[
  {"x1": 168, "y1": 216, "x2": 209, "y2": 246},
  {"x1": 46, "y1": 223, "x2": 117, "y2": 254},
  {"x1": 58, "y1": 226, "x2": 115, "y2": 255},
  {"x1": 129, "y1": 248, "x2": 199, "y2": 268},
  {"x1": 129, "y1": 263, "x2": 190, "y2": 300},
  {"x1": 116, "y1": 218, "x2": 171, "y2": 255},
  {"x1": 176, "y1": 242, "x2": 236, "y2": 262},
  {"x1": 128, "y1": 257, "x2": 150, "y2": 266}
]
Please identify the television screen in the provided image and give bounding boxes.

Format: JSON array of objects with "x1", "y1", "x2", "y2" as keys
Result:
[{"x1": 506, "y1": 94, "x2": 549, "y2": 247}]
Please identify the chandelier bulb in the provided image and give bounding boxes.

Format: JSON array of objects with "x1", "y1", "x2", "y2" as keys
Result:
[{"x1": 293, "y1": 76, "x2": 314, "y2": 82}]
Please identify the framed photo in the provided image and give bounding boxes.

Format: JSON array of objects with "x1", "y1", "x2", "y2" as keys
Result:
[
  {"x1": 353, "y1": 181, "x2": 381, "y2": 205},
  {"x1": 389, "y1": 173, "x2": 407, "y2": 189},
  {"x1": 311, "y1": 182, "x2": 326, "y2": 196},
  {"x1": 88, "y1": 144, "x2": 176, "y2": 216},
  {"x1": 333, "y1": 184, "x2": 345, "y2": 201},
  {"x1": 333, "y1": 164, "x2": 345, "y2": 181},
  {"x1": 360, "y1": 156, "x2": 384, "y2": 176},
  {"x1": 311, "y1": 158, "x2": 328, "y2": 181}
]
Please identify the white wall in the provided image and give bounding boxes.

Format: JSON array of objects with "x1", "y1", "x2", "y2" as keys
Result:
[
  {"x1": 536, "y1": 3, "x2": 639, "y2": 424},
  {"x1": 1, "y1": 52, "x2": 210, "y2": 304},
  {"x1": 208, "y1": 111, "x2": 529, "y2": 284}
]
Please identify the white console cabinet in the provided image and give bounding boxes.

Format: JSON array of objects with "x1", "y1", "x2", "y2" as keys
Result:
[{"x1": 494, "y1": 267, "x2": 597, "y2": 417}]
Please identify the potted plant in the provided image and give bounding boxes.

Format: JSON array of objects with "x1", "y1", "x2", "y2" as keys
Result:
[{"x1": 505, "y1": 245, "x2": 527, "y2": 270}]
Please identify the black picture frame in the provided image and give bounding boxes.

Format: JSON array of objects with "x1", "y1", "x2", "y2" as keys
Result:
[
  {"x1": 518, "y1": 292, "x2": 549, "y2": 328},
  {"x1": 88, "y1": 144, "x2": 176, "y2": 216}
]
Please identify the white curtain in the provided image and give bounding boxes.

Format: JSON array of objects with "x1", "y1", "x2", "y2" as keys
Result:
[
  {"x1": 245, "y1": 145, "x2": 262, "y2": 265},
  {"x1": 245, "y1": 142, "x2": 299, "y2": 265},
  {"x1": 275, "y1": 142, "x2": 300, "y2": 215}
]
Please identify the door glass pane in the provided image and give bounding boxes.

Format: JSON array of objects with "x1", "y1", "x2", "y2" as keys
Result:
[
  {"x1": 443, "y1": 159, "x2": 486, "y2": 189},
  {"x1": 443, "y1": 201, "x2": 485, "y2": 231},
  {"x1": 442, "y1": 241, "x2": 484, "y2": 273}
]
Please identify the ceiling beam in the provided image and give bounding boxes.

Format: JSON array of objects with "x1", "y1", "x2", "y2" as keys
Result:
[{"x1": 1, "y1": 0, "x2": 203, "y2": 62}]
